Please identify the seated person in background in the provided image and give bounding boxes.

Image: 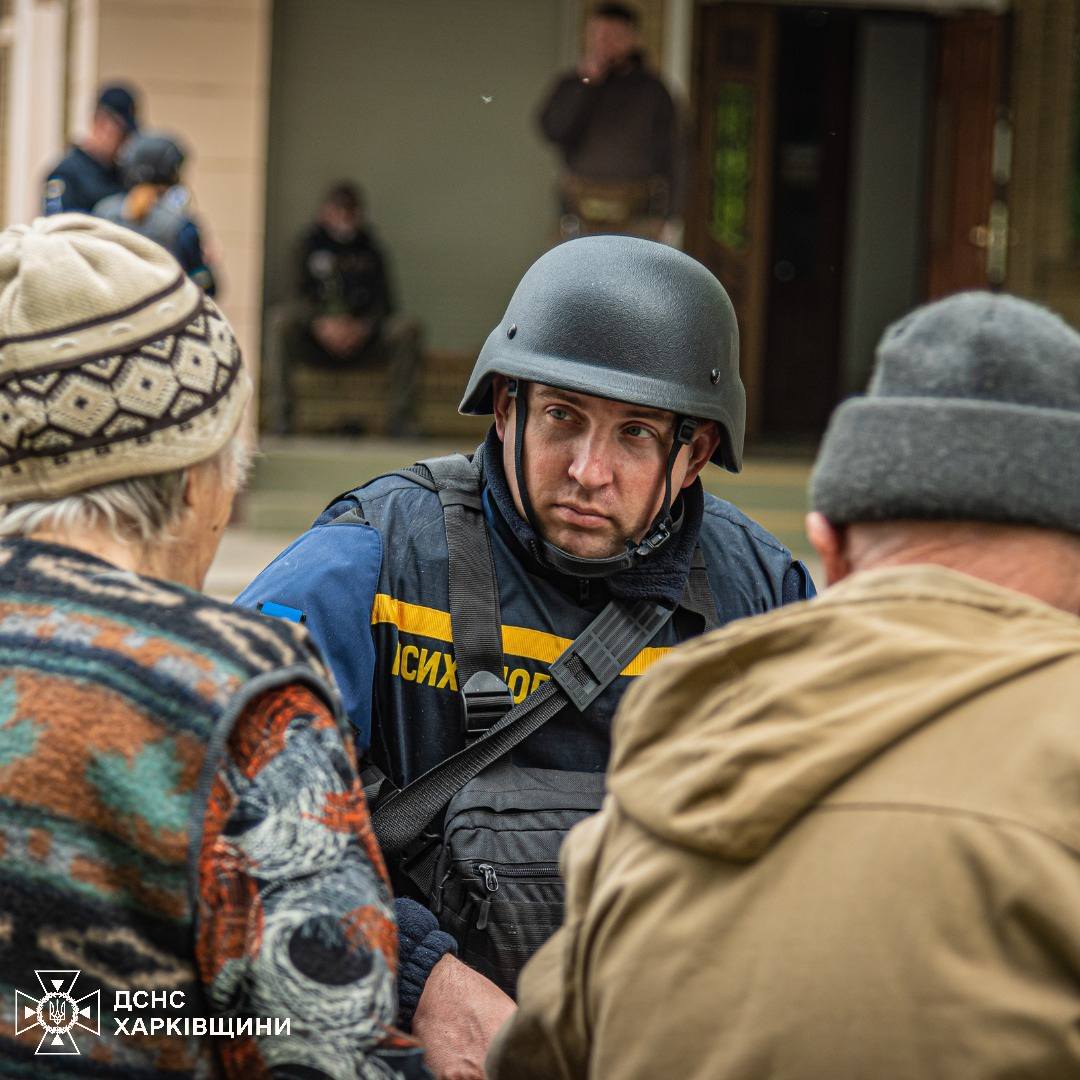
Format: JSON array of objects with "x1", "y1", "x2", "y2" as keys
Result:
[
  {"x1": 270, "y1": 181, "x2": 422, "y2": 436},
  {"x1": 44, "y1": 83, "x2": 139, "y2": 215},
  {"x1": 301, "y1": 182, "x2": 391, "y2": 362},
  {"x1": 0, "y1": 215, "x2": 428, "y2": 1080},
  {"x1": 95, "y1": 131, "x2": 217, "y2": 295}
]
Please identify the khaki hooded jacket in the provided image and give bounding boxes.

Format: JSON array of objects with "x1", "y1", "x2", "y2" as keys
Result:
[{"x1": 488, "y1": 566, "x2": 1080, "y2": 1080}]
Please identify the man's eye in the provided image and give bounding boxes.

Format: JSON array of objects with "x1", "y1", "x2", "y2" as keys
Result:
[
  {"x1": 624, "y1": 424, "x2": 655, "y2": 440},
  {"x1": 547, "y1": 407, "x2": 571, "y2": 421}
]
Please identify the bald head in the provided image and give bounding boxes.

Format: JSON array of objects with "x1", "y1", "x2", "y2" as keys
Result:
[{"x1": 806, "y1": 514, "x2": 1080, "y2": 617}]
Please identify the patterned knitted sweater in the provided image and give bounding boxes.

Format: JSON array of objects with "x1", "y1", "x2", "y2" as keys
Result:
[{"x1": 0, "y1": 539, "x2": 428, "y2": 1078}]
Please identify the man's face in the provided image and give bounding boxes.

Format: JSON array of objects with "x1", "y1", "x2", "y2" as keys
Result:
[
  {"x1": 493, "y1": 379, "x2": 719, "y2": 561},
  {"x1": 585, "y1": 16, "x2": 639, "y2": 69},
  {"x1": 320, "y1": 201, "x2": 361, "y2": 242},
  {"x1": 93, "y1": 110, "x2": 129, "y2": 162}
]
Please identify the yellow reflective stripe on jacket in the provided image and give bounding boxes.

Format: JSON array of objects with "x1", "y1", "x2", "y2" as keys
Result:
[
  {"x1": 370, "y1": 592, "x2": 669, "y2": 677},
  {"x1": 371, "y1": 593, "x2": 454, "y2": 643}
]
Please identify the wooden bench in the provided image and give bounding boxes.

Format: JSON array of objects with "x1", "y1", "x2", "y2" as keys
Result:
[{"x1": 259, "y1": 333, "x2": 489, "y2": 440}]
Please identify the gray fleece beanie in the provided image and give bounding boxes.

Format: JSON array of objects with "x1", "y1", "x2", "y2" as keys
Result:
[{"x1": 811, "y1": 291, "x2": 1080, "y2": 533}]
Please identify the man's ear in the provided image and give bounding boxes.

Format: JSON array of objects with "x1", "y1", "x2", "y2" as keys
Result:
[
  {"x1": 679, "y1": 422, "x2": 721, "y2": 488},
  {"x1": 492, "y1": 375, "x2": 512, "y2": 440},
  {"x1": 182, "y1": 458, "x2": 218, "y2": 516},
  {"x1": 181, "y1": 465, "x2": 198, "y2": 511},
  {"x1": 805, "y1": 512, "x2": 850, "y2": 586}
]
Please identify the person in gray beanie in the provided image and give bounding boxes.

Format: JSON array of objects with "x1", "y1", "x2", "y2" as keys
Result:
[
  {"x1": 491, "y1": 289, "x2": 1080, "y2": 1080},
  {"x1": 810, "y1": 289, "x2": 1080, "y2": 533}
]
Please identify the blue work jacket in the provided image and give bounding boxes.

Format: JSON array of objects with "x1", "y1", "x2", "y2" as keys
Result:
[{"x1": 236, "y1": 466, "x2": 813, "y2": 790}]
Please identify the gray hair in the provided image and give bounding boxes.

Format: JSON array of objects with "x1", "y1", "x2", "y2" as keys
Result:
[{"x1": 0, "y1": 431, "x2": 252, "y2": 545}]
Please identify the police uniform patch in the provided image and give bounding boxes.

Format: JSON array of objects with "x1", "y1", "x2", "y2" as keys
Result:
[{"x1": 45, "y1": 178, "x2": 65, "y2": 200}]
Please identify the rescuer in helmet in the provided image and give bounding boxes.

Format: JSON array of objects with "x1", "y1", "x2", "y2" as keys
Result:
[{"x1": 237, "y1": 235, "x2": 815, "y2": 1076}]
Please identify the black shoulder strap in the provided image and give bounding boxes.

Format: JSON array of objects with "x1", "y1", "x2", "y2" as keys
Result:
[
  {"x1": 679, "y1": 545, "x2": 719, "y2": 632},
  {"x1": 371, "y1": 596, "x2": 673, "y2": 860},
  {"x1": 329, "y1": 451, "x2": 513, "y2": 740},
  {"x1": 403, "y1": 451, "x2": 513, "y2": 739}
]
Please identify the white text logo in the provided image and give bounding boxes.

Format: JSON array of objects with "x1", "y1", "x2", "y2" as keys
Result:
[{"x1": 14, "y1": 970, "x2": 100, "y2": 1055}]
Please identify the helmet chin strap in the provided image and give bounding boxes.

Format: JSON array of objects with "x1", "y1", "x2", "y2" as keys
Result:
[{"x1": 508, "y1": 379, "x2": 697, "y2": 579}]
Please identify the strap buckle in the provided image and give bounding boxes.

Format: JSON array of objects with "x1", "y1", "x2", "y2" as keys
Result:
[
  {"x1": 460, "y1": 670, "x2": 514, "y2": 739},
  {"x1": 399, "y1": 829, "x2": 444, "y2": 901},
  {"x1": 675, "y1": 417, "x2": 698, "y2": 444},
  {"x1": 549, "y1": 632, "x2": 623, "y2": 713},
  {"x1": 633, "y1": 520, "x2": 672, "y2": 557},
  {"x1": 359, "y1": 764, "x2": 396, "y2": 810},
  {"x1": 549, "y1": 599, "x2": 671, "y2": 712}
]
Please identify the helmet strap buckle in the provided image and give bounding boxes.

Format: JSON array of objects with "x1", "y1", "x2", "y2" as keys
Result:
[
  {"x1": 632, "y1": 520, "x2": 672, "y2": 558},
  {"x1": 675, "y1": 417, "x2": 698, "y2": 445}
]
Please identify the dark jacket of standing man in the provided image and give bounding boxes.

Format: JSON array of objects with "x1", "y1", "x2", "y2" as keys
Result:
[{"x1": 44, "y1": 84, "x2": 139, "y2": 215}]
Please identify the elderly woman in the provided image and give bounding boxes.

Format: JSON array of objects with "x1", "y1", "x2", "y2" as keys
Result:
[{"x1": 0, "y1": 216, "x2": 428, "y2": 1079}]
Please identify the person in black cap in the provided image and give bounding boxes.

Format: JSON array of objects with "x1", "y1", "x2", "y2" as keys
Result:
[{"x1": 43, "y1": 83, "x2": 139, "y2": 215}]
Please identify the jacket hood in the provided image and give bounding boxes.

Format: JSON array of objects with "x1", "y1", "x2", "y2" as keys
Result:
[{"x1": 608, "y1": 565, "x2": 1080, "y2": 861}]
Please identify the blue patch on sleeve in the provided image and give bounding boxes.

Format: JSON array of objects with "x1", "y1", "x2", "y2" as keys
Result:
[
  {"x1": 236, "y1": 521, "x2": 383, "y2": 751},
  {"x1": 257, "y1": 600, "x2": 306, "y2": 623}
]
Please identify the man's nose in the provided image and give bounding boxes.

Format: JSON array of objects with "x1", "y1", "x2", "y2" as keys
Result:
[{"x1": 567, "y1": 434, "x2": 614, "y2": 490}]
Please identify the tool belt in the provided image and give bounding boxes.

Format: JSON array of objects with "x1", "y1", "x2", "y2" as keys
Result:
[{"x1": 559, "y1": 174, "x2": 668, "y2": 233}]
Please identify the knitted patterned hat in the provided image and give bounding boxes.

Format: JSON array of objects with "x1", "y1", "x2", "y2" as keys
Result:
[
  {"x1": 811, "y1": 291, "x2": 1080, "y2": 533},
  {"x1": 0, "y1": 213, "x2": 250, "y2": 502}
]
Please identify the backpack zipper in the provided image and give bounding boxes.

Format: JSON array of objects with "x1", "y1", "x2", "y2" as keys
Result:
[
  {"x1": 472, "y1": 861, "x2": 561, "y2": 931},
  {"x1": 476, "y1": 861, "x2": 560, "y2": 891}
]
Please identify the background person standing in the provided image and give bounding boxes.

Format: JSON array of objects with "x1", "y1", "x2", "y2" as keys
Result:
[
  {"x1": 538, "y1": 3, "x2": 679, "y2": 241},
  {"x1": 43, "y1": 83, "x2": 140, "y2": 215}
]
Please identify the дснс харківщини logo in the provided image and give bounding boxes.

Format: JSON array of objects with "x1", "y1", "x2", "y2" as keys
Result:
[{"x1": 14, "y1": 969, "x2": 100, "y2": 1055}]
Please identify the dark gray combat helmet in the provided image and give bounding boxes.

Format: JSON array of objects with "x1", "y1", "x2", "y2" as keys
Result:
[{"x1": 459, "y1": 234, "x2": 745, "y2": 472}]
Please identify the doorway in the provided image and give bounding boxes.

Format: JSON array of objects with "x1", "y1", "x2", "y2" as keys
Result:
[
  {"x1": 760, "y1": 8, "x2": 856, "y2": 436},
  {"x1": 687, "y1": 3, "x2": 1009, "y2": 441}
]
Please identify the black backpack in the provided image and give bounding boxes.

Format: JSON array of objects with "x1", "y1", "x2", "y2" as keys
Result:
[
  {"x1": 431, "y1": 761, "x2": 605, "y2": 994},
  {"x1": 358, "y1": 451, "x2": 716, "y2": 996}
]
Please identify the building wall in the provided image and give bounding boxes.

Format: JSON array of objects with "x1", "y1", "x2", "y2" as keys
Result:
[
  {"x1": 90, "y1": 0, "x2": 271, "y2": 382},
  {"x1": 5, "y1": 0, "x2": 66, "y2": 225},
  {"x1": 263, "y1": 0, "x2": 567, "y2": 354},
  {"x1": 7, "y1": 0, "x2": 1077, "y2": 421}
]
